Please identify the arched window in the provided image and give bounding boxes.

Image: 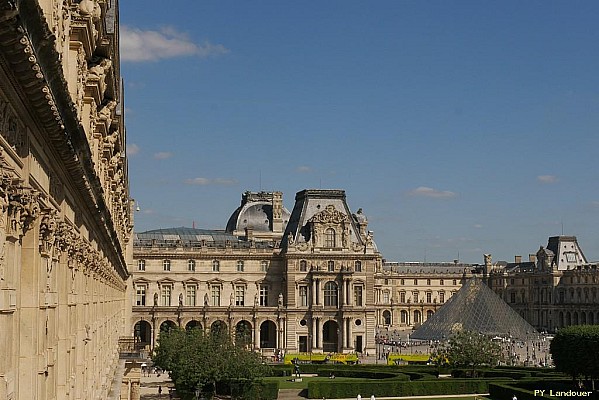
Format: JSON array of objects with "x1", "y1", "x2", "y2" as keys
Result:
[
  {"x1": 188, "y1": 260, "x2": 196, "y2": 272},
  {"x1": 426, "y1": 310, "x2": 434, "y2": 320},
  {"x1": 414, "y1": 310, "x2": 421, "y2": 324},
  {"x1": 400, "y1": 310, "x2": 408, "y2": 324},
  {"x1": 383, "y1": 310, "x2": 391, "y2": 325},
  {"x1": 299, "y1": 260, "x2": 307, "y2": 272},
  {"x1": 325, "y1": 228, "x2": 336, "y2": 247},
  {"x1": 324, "y1": 281, "x2": 338, "y2": 307}
]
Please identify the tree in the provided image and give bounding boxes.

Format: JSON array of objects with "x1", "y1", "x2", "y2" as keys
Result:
[
  {"x1": 551, "y1": 325, "x2": 599, "y2": 389},
  {"x1": 153, "y1": 327, "x2": 271, "y2": 398},
  {"x1": 431, "y1": 330, "x2": 502, "y2": 376}
]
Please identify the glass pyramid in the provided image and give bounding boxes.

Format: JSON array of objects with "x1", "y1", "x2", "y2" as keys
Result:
[{"x1": 411, "y1": 277, "x2": 537, "y2": 340}]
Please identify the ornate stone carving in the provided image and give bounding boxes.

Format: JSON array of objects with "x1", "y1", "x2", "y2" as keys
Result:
[
  {"x1": 39, "y1": 209, "x2": 58, "y2": 254},
  {"x1": 308, "y1": 205, "x2": 349, "y2": 225},
  {"x1": 7, "y1": 186, "x2": 41, "y2": 237},
  {"x1": 0, "y1": 97, "x2": 28, "y2": 157},
  {"x1": 86, "y1": 57, "x2": 112, "y2": 98}
]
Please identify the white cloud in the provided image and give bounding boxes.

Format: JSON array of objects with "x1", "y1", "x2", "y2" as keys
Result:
[
  {"x1": 126, "y1": 143, "x2": 139, "y2": 156},
  {"x1": 185, "y1": 177, "x2": 238, "y2": 186},
  {"x1": 408, "y1": 186, "x2": 456, "y2": 198},
  {"x1": 120, "y1": 26, "x2": 229, "y2": 62},
  {"x1": 153, "y1": 151, "x2": 172, "y2": 160},
  {"x1": 473, "y1": 224, "x2": 483, "y2": 229},
  {"x1": 296, "y1": 166, "x2": 312, "y2": 173},
  {"x1": 537, "y1": 175, "x2": 558, "y2": 184}
]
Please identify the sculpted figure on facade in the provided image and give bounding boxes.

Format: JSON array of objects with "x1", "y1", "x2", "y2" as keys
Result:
[
  {"x1": 97, "y1": 100, "x2": 117, "y2": 130},
  {"x1": 87, "y1": 57, "x2": 112, "y2": 97}
]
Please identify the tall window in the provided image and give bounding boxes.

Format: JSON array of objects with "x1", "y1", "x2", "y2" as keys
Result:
[
  {"x1": 453, "y1": 279, "x2": 457, "y2": 285},
  {"x1": 212, "y1": 260, "x2": 220, "y2": 272},
  {"x1": 161, "y1": 285, "x2": 172, "y2": 306},
  {"x1": 413, "y1": 279, "x2": 418, "y2": 285},
  {"x1": 259, "y1": 285, "x2": 269, "y2": 306},
  {"x1": 237, "y1": 260, "x2": 244, "y2": 272},
  {"x1": 163, "y1": 260, "x2": 171, "y2": 271},
  {"x1": 354, "y1": 260, "x2": 362, "y2": 272},
  {"x1": 138, "y1": 260, "x2": 146, "y2": 271},
  {"x1": 400, "y1": 291, "x2": 406, "y2": 303},
  {"x1": 135, "y1": 284, "x2": 146, "y2": 306},
  {"x1": 211, "y1": 286, "x2": 221, "y2": 306},
  {"x1": 510, "y1": 292, "x2": 516, "y2": 303},
  {"x1": 413, "y1": 291, "x2": 419, "y2": 303},
  {"x1": 261, "y1": 260, "x2": 269, "y2": 272},
  {"x1": 324, "y1": 281, "x2": 338, "y2": 307},
  {"x1": 354, "y1": 285, "x2": 363, "y2": 306},
  {"x1": 426, "y1": 292, "x2": 432, "y2": 303},
  {"x1": 188, "y1": 260, "x2": 196, "y2": 272},
  {"x1": 440, "y1": 279, "x2": 444, "y2": 285},
  {"x1": 299, "y1": 286, "x2": 308, "y2": 306},
  {"x1": 439, "y1": 291, "x2": 445, "y2": 303},
  {"x1": 383, "y1": 291, "x2": 390, "y2": 304},
  {"x1": 235, "y1": 286, "x2": 245, "y2": 306},
  {"x1": 427, "y1": 279, "x2": 431, "y2": 285},
  {"x1": 325, "y1": 228, "x2": 336, "y2": 247},
  {"x1": 327, "y1": 260, "x2": 335, "y2": 272},
  {"x1": 186, "y1": 285, "x2": 196, "y2": 306},
  {"x1": 299, "y1": 260, "x2": 307, "y2": 272}
]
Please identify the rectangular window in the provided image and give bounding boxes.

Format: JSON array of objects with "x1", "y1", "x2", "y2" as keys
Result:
[
  {"x1": 211, "y1": 286, "x2": 221, "y2": 306},
  {"x1": 138, "y1": 260, "x2": 146, "y2": 271},
  {"x1": 260, "y1": 285, "x2": 269, "y2": 306},
  {"x1": 135, "y1": 285, "x2": 146, "y2": 306},
  {"x1": 188, "y1": 260, "x2": 196, "y2": 272},
  {"x1": 163, "y1": 260, "x2": 171, "y2": 271},
  {"x1": 400, "y1": 292, "x2": 406, "y2": 303},
  {"x1": 212, "y1": 260, "x2": 220, "y2": 272},
  {"x1": 510, "y1": 292, "x2": 516, "y2": 303},
  {"x1": 354, "y1": 286, "x2": 363, "y2": 306},
  {"x1": 414, "y1": 279, "x2": 418, "y2": 285},
  {"x1": 186, "y1": 285, "x2": 196, "y2": 306},
  {"x1": 235, "y1": 286, "x2": 245, "y2": 306},
  {"x1": 237, "y1": 260, "x2": 244, "y2": 272},
  {"x1": 439, "y1": 291, "x2": 445, "y2": 303},
  {"x1": 413, "y1": 291, "x2": 419, "y2": 303},
  {"x1": 354, "y1": 261, "x2": 362, "y2": 272},
  {"x1": 440, "y1": 279, "x2": 444, "y2": 285},
  {"x1": 328, "y1": 260, "x2": 335, "y2": 272},
  {"x1": 299, "y1": 260, "x2": 307, "y2": 272},
  {"x1": 299, "y1": 286, "x2": 308, "y2": 306},
  {"x1": 261, "y1": 260, "x2": 269, "y2": 272},
  {"x1": 383, "y1": 291, "x2": 390, "y2": 304},
  {"x1": 161, "y1": 285, "x2": 171, "y2": 306},
  {"x1": 426, "y1": 292, "x2": 432, "y2": 303}
]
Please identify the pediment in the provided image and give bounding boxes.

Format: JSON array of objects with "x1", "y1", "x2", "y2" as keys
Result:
[{"x1": 308, "y1": 205, "x2": 349, "y2": 225}]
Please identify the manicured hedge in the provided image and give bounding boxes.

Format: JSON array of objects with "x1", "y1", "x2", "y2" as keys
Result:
[
  {"x1": 308, "y1": 378, "x2": 495, "y2": 399},
  {"x1": 452, "y1": 368, "x2": 530, "y2": 379},
  {"x1": 489, "y1": 382, "x2": 555, "y2": 400},
  {"x1": 316, "y1": 368, "x2": 408, "y2": 380},
  {"x1": 216, "y1": 380, "x2": 279, "y2": 399}
]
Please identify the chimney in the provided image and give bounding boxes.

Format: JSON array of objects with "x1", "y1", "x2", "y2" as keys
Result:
[
  {"x1": 515, "y1": 255, "x2": 522, "y2": 264},
  {"x1": 271, "y1": 191, "x2": 283, "y2": 233},
  {"x1": 529, "y1": 254, "x2": 537, "y2": 263}
]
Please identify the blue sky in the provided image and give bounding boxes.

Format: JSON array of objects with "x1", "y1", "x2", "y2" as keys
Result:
[{"x1": 120, "y1": 1, "x2": 599, "y2": 263}]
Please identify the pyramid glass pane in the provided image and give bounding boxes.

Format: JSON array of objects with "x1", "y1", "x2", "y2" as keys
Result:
[{"x1": 411, "y1": 277, "x2": 537, "y2": 340}]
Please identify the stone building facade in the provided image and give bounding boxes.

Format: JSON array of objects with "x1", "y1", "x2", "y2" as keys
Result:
[
  {"x1": 373, "y1": 262, "x2": 483, "y2": 331},
  {"x1": 131, "y1": 190, "x2": 381, "y2": 356},
  {"x1": 488, "y1": 236, "x2": 599, "y2": 333},
  {"x1": 0, "y1": 1, "x2": 132, "y2": 399}
]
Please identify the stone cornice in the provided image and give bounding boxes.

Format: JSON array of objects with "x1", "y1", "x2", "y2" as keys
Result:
[{"x1": 0, "y1": 0, "x2": 128, "y2": 280}]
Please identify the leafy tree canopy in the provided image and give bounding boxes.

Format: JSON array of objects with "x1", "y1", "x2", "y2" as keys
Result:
[
  {"x1": 153, "y1": 327, "x2": 271, "y2": 397},
  {"x1": 431, "y1": 330, "x2": 502, "y2": 375},
  {"x1": 550, "y1": 325, "x2": 599, "y2": 383}
]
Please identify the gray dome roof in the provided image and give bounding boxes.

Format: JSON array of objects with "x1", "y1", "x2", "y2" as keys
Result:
[{"x1": 226, "y1": 202, "x2": 290, "y2": 233}]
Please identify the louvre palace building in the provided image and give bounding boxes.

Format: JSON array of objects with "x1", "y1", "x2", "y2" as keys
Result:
[
  {"x1": 131, "y1": 190, "x2": 488, "y2": 356},
  {"x1": 0, "y1": 0, "x2": 133, "y2": 399},
  {"x1": 488, "y1": 235, "x2": 599, "y2": 333}
]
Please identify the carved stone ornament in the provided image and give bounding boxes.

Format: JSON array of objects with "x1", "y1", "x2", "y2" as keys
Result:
[
  {"x1": 0, "y1": 97, "x2": 28, "y2": 157},
  {"x1": 39, "y1": 209, "x2": 58, "y2": 254},
  {"x1": 308, "y1": 205, "x2": 349, "y2": 225},
  {"x1": 7, "y1": 186, "x2": 41, "y2": 237}
]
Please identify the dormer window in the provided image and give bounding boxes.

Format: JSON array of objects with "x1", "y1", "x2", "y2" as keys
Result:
[{"x1": 325, "y1": 228, "x2": 336, "y2": 247}]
